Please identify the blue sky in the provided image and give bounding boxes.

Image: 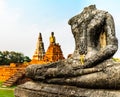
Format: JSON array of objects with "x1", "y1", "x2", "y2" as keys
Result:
[{"x1": 0, "y1": 0, "x2": 120, "y2": 58}]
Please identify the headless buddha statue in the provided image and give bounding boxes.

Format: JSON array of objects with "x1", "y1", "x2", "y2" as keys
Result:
[{"x1": 26, "y1": 5, "x2": 120, "y2": 89}]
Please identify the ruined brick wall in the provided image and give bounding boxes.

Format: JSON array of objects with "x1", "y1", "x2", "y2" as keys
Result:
[{"x1": 0, "y1": 66, "x2": 24, "y2": 81}]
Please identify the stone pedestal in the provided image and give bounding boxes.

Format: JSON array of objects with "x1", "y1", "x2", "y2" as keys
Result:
[{"x1": 15, "y1": 81, "x2": 120, "y2": 97}]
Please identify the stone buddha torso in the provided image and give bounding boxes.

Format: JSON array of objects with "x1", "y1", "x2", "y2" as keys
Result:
[{"x1": 68, "y1": 5, "x2": 117, "y2": 67}]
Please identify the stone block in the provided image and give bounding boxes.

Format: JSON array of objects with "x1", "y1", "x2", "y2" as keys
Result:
[{"x1": 15, "y1": 81, "x2": 120, "y2": 97}]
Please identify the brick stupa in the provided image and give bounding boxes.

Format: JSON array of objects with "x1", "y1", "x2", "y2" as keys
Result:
[
  {"x1": 30, "y1": 32, "x2": 64, "y2": 64},
  {"x1": 31, "y1": 33, "x2": 45, "y2": 63}
]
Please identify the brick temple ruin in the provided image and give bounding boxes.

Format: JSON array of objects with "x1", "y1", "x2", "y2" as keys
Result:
[
  {"x1": 30, "y1": 32, "x2": 64, "y2": 64},
  {"x1": 0, "y1": 32, "x2": 64, "y2": 87}
]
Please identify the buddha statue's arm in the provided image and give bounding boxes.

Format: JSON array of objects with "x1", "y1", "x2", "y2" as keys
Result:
[
  {"x1": 80, "y1": 13, "x2": 118, "y2": 69},
  {"x1": 83, "y1": 44, "x2": 117, "y2": 68}
]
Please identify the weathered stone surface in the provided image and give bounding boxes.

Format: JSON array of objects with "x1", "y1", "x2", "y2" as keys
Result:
[
  {"x1": 15, "y1": 81, "x2": 120, "y2": 97},
  {"x1": 15, "y1": 5, "x2": 120, "y2": 97}
]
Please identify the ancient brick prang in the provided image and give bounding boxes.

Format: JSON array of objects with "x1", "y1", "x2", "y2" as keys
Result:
[
  {"x1": 43, "y1": 43, "x2": 64, "y2": 62},
  {"x1": 32, "y1": 33, "x2": 45, "y2": 61},
  {"x1": 31, "y1": 32, "x2": 64, "y2": 64}
]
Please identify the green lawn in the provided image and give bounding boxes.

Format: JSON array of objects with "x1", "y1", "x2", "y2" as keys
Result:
[
  {"x1": 0, "y1": 89, "x2": 14, "y2": 97},
  {"x1": 0, "y1": 81, "x2": 15, "y2": 97}
]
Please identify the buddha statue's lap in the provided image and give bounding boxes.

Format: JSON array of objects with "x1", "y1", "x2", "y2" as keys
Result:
[{"x1": 26, "y1": 5, "x2": 119, "y2": 88}]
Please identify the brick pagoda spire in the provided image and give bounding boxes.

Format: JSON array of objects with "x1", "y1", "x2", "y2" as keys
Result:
[
  {"x1": 32, "y1": 33, "x2": 45, "y2": 61},
  {"x1": 43, "y1": 32, "x2": 64, "y2": 62}
]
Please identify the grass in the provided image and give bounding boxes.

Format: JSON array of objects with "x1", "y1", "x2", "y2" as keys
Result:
[
  {"x1": 0, "y1": 89, "x2": 14, "y2": 97},
  {"x1": 0, "y1": 81, "x2": 15, "y2": 97}
]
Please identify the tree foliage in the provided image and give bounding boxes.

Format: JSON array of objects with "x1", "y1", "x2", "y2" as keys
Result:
[{"x1": 0, "y1": 51, "x2": 31, "y2": 65}]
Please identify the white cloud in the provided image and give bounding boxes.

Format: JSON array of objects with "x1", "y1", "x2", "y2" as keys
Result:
[
  {"x1": 0, "y1": 0, "x2": 6, "y2": 15},
  {"x1": 0, "y1": 1, "x2": 25, "y2": 53}
]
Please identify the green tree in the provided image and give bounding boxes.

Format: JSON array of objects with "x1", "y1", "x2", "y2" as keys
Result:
[
  {"x1": 0, "y1": 51, "x2": 4, "y2": 64},
  {"x1": 0, "y1": 51, "x2": 31, "y2": 65},
  {"x1": 23, "y1": 56, "x2": 31, "y2": 62}
]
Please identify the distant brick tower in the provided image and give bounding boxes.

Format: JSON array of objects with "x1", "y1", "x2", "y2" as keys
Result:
[
  {"x1": 32, "y1": 33, "x2": 45, "y2": 61},
  {"x1": 43, "y1": 32, "x2": 64, "y2": 62}
]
